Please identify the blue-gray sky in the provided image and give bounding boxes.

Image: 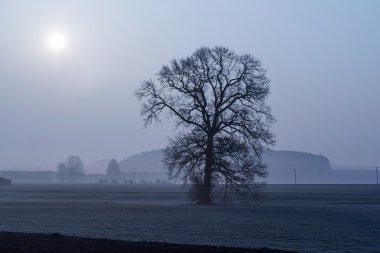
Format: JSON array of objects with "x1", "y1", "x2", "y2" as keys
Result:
[{"x1": 0, "y1": 0, "x2": 379, "y2": 170}]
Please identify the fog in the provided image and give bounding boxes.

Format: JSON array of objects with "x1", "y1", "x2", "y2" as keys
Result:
[{"x1": 1, "y1": 0, "x2": 379, "y2": 170}]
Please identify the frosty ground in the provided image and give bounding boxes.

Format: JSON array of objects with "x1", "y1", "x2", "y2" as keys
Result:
[{"x1": 0, "y1": 184, "x2": 379, "y2": 252}]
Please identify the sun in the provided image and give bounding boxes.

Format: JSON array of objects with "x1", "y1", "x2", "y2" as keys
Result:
[{"x1": 46, "y1": 31, "x2": 67, "y2": 52}]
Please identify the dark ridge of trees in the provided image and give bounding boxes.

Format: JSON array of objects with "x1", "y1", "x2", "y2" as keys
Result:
[
  {"x1": 264, "y1": 151, "x2": 331, "y2": 172},
  {"x1": 263, "y1": 151, "x2": 331, "y2": 184},
  {"x1": 136, "y1": 46, "x2": 274, "y2": 204},
  {"x1": 118, "y1": 150, "x2": 164, "y2": 172},
  {"x1": 118, "y1": 149, "x2": 331, "y2": 174},
  {"x1": 56, "y1": 156, "x2": 85, "y2": 183}
]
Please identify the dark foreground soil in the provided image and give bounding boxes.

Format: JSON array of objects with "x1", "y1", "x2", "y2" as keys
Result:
[{"x1": 0, "y1": 232, "x2": 297, "y2": 253}]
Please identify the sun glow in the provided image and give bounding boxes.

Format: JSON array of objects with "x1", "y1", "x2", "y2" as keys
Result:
[{"x1": 46, "y1": 31, "x2": 67, "y2": 52}]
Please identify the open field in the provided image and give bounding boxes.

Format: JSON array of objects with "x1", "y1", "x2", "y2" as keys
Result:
[{"x1": 0, "y1": 184, "x2": 379, "y2": 252}]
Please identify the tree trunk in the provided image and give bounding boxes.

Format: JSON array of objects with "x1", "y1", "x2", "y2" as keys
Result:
[{"x1": 198, "y1": 136, "x2": 214, "y2": 205}]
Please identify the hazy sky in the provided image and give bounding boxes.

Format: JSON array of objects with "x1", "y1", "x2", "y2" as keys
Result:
[{"x1": 0, "y1": 0, "x2": 379, "y2": 170}]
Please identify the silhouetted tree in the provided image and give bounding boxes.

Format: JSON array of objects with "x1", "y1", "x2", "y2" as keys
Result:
[
  {"x1": 106, "y1": 159, "x2": 121, "y2": 179},
  {"x1": 136, "y1": 46, "x2": 274, "y2": 204},
  {"x1": 57, "y1": 155, "x2": 85, "y2": 183}
]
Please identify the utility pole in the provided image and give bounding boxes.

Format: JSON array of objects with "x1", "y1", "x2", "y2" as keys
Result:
[{"x1": 294, "y1": 169, "x2": 297, "y2": 185}]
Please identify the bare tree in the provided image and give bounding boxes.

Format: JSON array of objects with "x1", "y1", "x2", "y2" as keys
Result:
[
  {"x1": 57, "y1": 155, "x2": 85, "y2": 183},
  {"x1": 136, "y1": 46, "x2": 274, "y2": 204}
]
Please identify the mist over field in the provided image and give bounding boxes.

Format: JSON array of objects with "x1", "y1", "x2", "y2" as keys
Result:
[
  {"x1": 1, "y1": 150, "x2": 377, "y2": 184},
  {"x1": 1, "y1": 184, "x2": 380, "y2": 253}
]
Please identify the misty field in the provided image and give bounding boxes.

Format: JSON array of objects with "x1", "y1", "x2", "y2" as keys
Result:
[{"x1": 0, "y1": 184, "x2": 379, "y2": 253}]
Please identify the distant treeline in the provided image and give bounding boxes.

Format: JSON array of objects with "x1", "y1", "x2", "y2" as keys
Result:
[
  {"x1": 1, "y1": 150, "x2": 378, "y2": 184},
  {"x1": 117, "y1": 150, "x2": 378, "y2": 184},
  {"x1": 118, "y1": 149, "x2": 331, "y2": 173}
]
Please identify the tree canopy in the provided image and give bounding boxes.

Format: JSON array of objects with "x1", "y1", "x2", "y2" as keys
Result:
[{"x1": 136, "y1": 46, "x2": 274, "y2": 204}]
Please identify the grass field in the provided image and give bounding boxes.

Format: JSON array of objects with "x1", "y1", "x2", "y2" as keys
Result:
[{"x1": 0, "y1": 184, "x2": 379, "y2": 252}]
